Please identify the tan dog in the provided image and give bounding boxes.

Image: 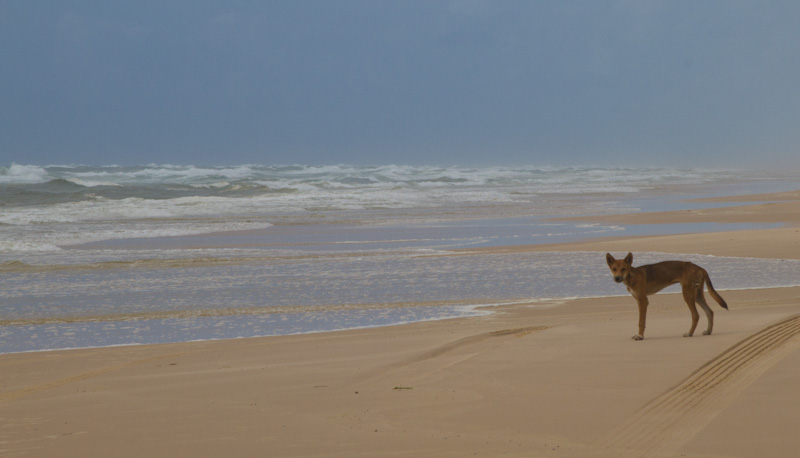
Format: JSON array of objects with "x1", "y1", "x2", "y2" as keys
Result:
[{"x1": 606, "y1": 252, "x2": 728, "y2": 340}]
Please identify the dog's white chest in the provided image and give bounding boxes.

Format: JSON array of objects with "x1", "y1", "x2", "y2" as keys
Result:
[{"x1": 625, "y1": 284, "x2": 634, "y2": 295}]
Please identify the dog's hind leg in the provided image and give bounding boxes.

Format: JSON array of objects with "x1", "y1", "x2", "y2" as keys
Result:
[
  {"x1": 697, "y1": 290, "x2": 714, "y2": 335},
  {"x1": 682, "y1": 286, "x2": 700, "y2": 337}
]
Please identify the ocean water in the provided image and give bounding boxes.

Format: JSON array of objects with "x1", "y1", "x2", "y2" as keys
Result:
[{"x1": 2, "y1": 163, "x2": 799, "y2": 353}]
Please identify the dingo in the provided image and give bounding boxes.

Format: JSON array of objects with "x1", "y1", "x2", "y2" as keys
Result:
[{"x1": 606, "y1": 252, "x2": 728, "y2": 340}]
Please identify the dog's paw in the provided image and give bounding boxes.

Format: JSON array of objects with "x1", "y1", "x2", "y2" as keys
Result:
[
  {"x1": 683, "y1": 332, "x2": 693, "y2": 337},
  {"x1": 703, "y1": 330, "x2": 712, "y2": 335},
  {"x1": 631, "y1": 335, "x2": 644, "y2": 341}
]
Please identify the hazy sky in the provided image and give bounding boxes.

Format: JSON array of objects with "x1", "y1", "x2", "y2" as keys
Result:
[{"x1": 2, "y1": 1, "x2": 800, "y2": 167}]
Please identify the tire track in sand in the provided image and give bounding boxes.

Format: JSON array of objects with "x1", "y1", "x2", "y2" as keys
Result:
[
  {"x1": 603, "y1": 315, "x2": 800, "y2": 457},
  {"x1": 408, "y1": 326, "x2": 548, "y2": 364},
  {"x1": 358, "y1": 326, "x2": 548, "y2": 385}
]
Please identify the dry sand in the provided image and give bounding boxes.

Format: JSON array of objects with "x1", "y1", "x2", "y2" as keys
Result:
[{"x1": 2, "y1": 191, "x2": 800, "y2": 457}]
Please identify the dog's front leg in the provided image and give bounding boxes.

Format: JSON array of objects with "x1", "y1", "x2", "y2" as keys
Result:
[{"x1": 633, "y1": 296, "x2": 648, "y2": 340}]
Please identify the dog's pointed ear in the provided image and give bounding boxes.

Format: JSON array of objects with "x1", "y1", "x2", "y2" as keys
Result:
[
  {"x1": 605, "y1": 253, "x2": 615, "y2": 267},
  {"x1": 624, "y1": 252, "x2": 633, "y2": 265}
]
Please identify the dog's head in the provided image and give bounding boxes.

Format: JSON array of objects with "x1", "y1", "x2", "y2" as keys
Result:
[{"x1": 606, "y1": 252, "x2": 633, "y2": 284}]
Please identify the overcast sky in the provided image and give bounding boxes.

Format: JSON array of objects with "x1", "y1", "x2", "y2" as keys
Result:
[{"x1": 2, "y1": 1, "x2": 800, "y2": 168}]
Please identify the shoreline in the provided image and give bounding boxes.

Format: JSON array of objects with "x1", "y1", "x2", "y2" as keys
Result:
[
  {"x1": 5, "y1": 246, "x2": 799, "y2": 354},
  {"x1": 2, "y1": 188, "x2": 800, "y2": 457},
  {"x1": 465, "y1": 189, "x2": 800, "y2": 260}
]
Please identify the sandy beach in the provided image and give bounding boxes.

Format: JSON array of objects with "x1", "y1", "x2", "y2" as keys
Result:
[{"x1": 2, "y1": 190, "x2": 800, "y2": 458}]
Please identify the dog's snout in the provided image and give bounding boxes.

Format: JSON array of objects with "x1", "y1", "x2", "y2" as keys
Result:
[{"x1": 614, "y1": 276, "x2": 623, "y2": 283}]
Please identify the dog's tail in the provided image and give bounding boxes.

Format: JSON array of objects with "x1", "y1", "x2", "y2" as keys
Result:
[{"x1": 704, "y1": 270, "x2": 729, "y2": 310}]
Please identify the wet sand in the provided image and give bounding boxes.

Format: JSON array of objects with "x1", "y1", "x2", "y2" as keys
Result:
[{"x1": 2, "y1": 190, "x2": 800, "y2": 457}]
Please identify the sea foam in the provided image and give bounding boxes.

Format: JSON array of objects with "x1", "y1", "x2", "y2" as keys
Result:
[{"x1": 0, "y1": 163, "x2": 797, "y2": 256}]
